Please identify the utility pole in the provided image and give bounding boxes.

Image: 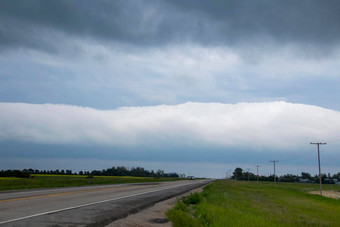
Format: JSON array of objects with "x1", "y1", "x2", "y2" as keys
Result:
[
  {"x1": 225, "y1": 169, "x2": 231, "y2": 179},
  {"x1": 310, "y1": 142, "x2": 326, "y2": 196},
  {"x1": 270, "y1": 161, "x2": 279, "y2": 183},
  {"x1": 247, "y1": 168, "x2": 250, "y2": 181},
  {"x1": 255, "y1": 165, "x2": 260, "y2": 183}
]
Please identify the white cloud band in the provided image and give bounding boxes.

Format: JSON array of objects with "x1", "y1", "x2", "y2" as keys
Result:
[{"x1": 1, "y1": 102, "x2": 339, "y2": 151}]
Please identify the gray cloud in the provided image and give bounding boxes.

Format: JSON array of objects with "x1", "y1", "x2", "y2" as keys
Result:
[
  {"x1": 167, "y1": 0, "x2": 340, "y2": 45},
  {"x1": 1, "y1": 101, "x2": 340, "y2": 176},
  {"x1": 2, "y1": 1, "x2": 340, "y2": 178},
  {"x1": 1, "y1": 43, "x2": 340, "y2": 110},
  {"x1": 1, "y1": 0, "x2": 340, "y2": 53}
]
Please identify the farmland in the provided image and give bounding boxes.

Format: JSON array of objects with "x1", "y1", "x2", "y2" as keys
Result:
[
  {"x1": 167, "y1": 180, "x2": 340, "y2": 226},
  {"x1": 0, "y1": 174, "x2": 182, "y2": 191}
]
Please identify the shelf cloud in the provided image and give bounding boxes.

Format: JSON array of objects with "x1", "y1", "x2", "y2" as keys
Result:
[
  {"x1": 1, "y1": 1, "x2": 340, "y2": 175},
  {"x1": 1, "y1": 102, "x2": 339, "y2": 152}
]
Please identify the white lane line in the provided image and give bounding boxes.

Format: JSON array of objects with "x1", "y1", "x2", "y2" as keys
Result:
[{"x1": 0, "y1": 180, "x2": 207, "y2": 225}]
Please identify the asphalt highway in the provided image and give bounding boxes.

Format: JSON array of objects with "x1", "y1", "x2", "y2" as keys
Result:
[{"x1": 0, "y1": 179, "x2": 212, "y2": 226}]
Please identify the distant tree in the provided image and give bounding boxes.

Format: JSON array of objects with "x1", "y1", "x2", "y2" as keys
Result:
[
  {"x1": 279, "y1": 174, "x2": 298, "y2": 182},
  {"x1": 130, "y1": 167, "x2": 149, "y2": 177},
  {"x1": 167, "y1": 172, "x2": 179, "y2": 178},
  {"x1": 156, "y1": 169, "x2": 165, "y2": 177},
  {"x1": 1, "y1": 166, "x2": 180, "y2": 179},
  {"x1": 301, "y1": 172, "x2": 312, "y2": 180},
  {"x1": 116, "y1": 166, "x2": 129, "y2": 176},
  {"x1": 91, "y1": 170, "x2": 102, "y2": 176},
  {"x1": 27, "y1": 168, "x2": 34, "y2": 174},
  {"x1": 243, "y1": 171, "x2": 256, "y2": 181},
  {"x1": 232, "y1": 168, "x2": 243, "y2": 180},
  {"x1": 332, "y1": 173, "x2": 340, "y2": 180},
  {"x1": 0, "y1": 170, "x2": 30, "y2": 178}
]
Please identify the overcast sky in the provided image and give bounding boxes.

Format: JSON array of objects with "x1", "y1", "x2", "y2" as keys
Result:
[{"x1": 1, "y1": 0, "x2": 340, "y2": 178}]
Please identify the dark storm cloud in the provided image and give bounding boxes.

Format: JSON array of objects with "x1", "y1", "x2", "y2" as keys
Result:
[
  {"x1": 167, "y1": 0, "x2": 340, "y2": 44},
  {"x1": 1, "y1": 0, "x2": 340, "y2": 52},
  {"x1": 0, "y1": 0, "x2": 170, "y2": 51}
]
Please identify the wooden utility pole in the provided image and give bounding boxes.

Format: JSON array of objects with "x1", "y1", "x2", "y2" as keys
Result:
[
  {"x1": 255, "y1": 165, "x2": 260, "y2": 183},
  {"x1": 270, "y1": 161, "x2": 279, "y2": 183},
  {"x1": 247, "y1": 168, "x2": 250, "y2": 181},
  {"x1": 310, "y1": 142, "x2": 326, "y2": 196}
]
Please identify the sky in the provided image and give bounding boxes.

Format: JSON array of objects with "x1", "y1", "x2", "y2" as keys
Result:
[{"x1": 1, "y1": 0, "x2": 340, "y2": 178}]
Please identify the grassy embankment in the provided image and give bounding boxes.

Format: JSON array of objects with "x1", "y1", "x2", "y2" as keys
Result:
[
  {"x1": 167, "y1": 180, "x2": 340, "y2": 226},
  {"x1": 0, "y1": 174, "x2": 182, "y2": 191}
]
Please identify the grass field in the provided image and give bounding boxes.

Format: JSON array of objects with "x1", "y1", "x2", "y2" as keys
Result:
[
  {"x1": 0, "y1": 174, "x2": 182, "y2": 191},
  {"x1": 167, "y1": 180, "x2": 340, "y2": 226}
]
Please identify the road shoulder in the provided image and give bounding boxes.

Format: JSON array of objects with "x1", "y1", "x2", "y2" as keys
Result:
[{"x1": 106, "y1": 185, "x2": 205, "y2": 227}]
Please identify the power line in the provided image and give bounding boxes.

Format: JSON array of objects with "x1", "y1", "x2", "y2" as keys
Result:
[
  {"x1": 321, "y1": 135, "x2": 340, "y2": 142},
  {"x1": 270, "y1": 161, "x2": 279, "y2": 183},
  {"x1": 255, "y1": 165, "x2": 260, "y2": 183},
  {"x1": 325, "y1": 138, "x2": 340, "y2": 143},
  {"x1": 271, "y1": 135, "x2": 340, "y2": 164},
  {"x1": 225, "y1": 169, "x2": 232, "y2": 179},
  {"x1": 277, "y1": 143, "x2": 313, "y2": 163},
  {"x1": 246, "y1": 168, "x2": 251, "y2": 181},
  {"x1": 310, "y1": 142, "x2": 326, "y2": 196}
]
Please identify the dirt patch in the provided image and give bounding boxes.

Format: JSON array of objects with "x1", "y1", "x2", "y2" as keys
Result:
[
  {"x1": 105, "y1": 186, "x2": 205, "y2": 227},
  {"x1": 310, "y1": 190, "x2": 340, "y2": 199}
]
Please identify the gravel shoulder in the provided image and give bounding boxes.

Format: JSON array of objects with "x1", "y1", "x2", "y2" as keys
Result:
[
  {"x1": 106, "y1": 185, "x2": 205, "y2": 227},
  {"x1": 310, "y1": 190, "x2": 340, "y2": 199}
]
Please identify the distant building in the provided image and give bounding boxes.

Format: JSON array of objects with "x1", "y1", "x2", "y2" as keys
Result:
[{"x1": 299, "y1": 178, "x2": 311, "y2": 183}]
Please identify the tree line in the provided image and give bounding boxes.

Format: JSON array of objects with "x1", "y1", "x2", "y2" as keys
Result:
[
  {"x1": 0, "y1": 166, "x2": 180, "y2": 178},
  {"x1": 232, "y1": 167, "x2": 340, "y2": 184}
]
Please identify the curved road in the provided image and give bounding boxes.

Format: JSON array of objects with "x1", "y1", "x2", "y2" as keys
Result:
[{"x1": 0, "y1": 179, "x2": 212, "y2": 226}]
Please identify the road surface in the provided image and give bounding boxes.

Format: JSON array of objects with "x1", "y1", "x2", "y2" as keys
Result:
[{"x1": 0, "y1": 179, "x2": 211, "y2": 226}]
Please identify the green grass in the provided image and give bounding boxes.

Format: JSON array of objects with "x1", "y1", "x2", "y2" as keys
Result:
[
  {"x1": 0, "y1": 175, "x2": 182, "y2": 191},
  {"x1": 167, "y1": 180, "x2": 340, "y2": 227}
]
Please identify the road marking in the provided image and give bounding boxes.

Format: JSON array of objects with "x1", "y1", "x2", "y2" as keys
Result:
[
  {"x1": 0, "y1": 181, "x2": 207, "y2": 225},
  {"x1": 0, "y1": 186, "x2": 127, "y2": 203}
]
